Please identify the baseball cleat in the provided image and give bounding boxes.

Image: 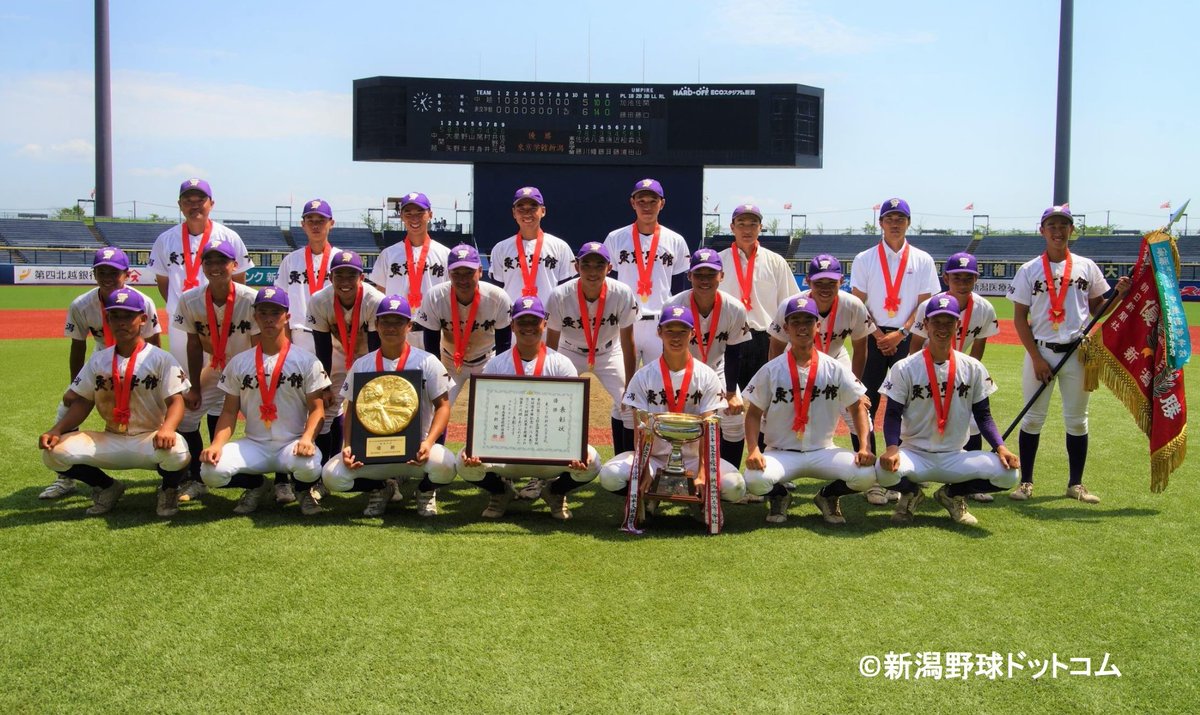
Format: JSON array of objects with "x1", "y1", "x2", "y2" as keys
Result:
[
  {"x1": 766, "y1": 491, "x2": 792, "y2": 524},
  {"x1": 813, "y1": 492, "x2": 845, "y2": 525},
  {"x1": 890, "y1": 488, "x2": 925, "y2": 525},
  {"x1": 362, "y1": 481, "x2": 395, "y2": 517},
  {"x1": 414, "y1": 490, "x2": 438, "y2": 517},
  {"x1": 481, "y1": 479, "x2": 515, "y2": 519},
  {"x1": 298, "y1": 487, "x2": 323, "y2": 516},
  {"x1": 969, "y1": 492, "x2": 994, "y2": 503},
  {"x1": 515, "y1": 478, "x2": 545, "y2": 501},
  {"x1": 541, "y1": 485, "x2": 572, "y2": 520},
  {"x1": 386, "y1": 478, "x2": 404, "y2": 503},
  {"x1": 156, "y1": 487, "x2": 180, "y2": 517},
  {"x1": 864, "y1": 485, "x2": 889, "y2": 506},
  {"x1": 177, "y1": 480, "x2": 207, "y2": 503},
  {"x1": 274, "y1": 481, "x2": 297, "y2": 505},
  {"x1": 39, "y1": 477, "x2": 77, "y2": 500},
  {"x1": 1065, "y1": 484, "x2": 1101, "y2": 504},
  {"x1": 233, "y1": 481, "x2": 272, "y2": 515},
  {"x1": 1009, "y1": 482, "x2": 1034, "y2": 501},
  {"x1": 935, "y1": 486, "x2": 978, "y2": 526},
  {"x1": 86, "y1": 480, "x2": 126, "y2": 516}
]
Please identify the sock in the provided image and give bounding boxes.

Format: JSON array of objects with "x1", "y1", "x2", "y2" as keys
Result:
[
  {"x1": 947, "y1": 478, "x2": 1001, "y2": 497},
  {"x1": 477, "y1": 472, "x2": 507, "y2": 495},
  {"x1": 549, "y1": 472, "x2": 582, "y2": 495},
  {"x1": 157, "y1": 468, "x2": 185, "y2": 490},
  {"x1": 964, "y1": 433, "x2": 983, "y2": 451},
  {"x1": 820, "y1": 480, "x2": 855, "y2": 498},
  {"x1": 180, "y1": 430, "x2": 204, "y2": 480},
  {"x1": 350, "y1": 478, "x2": 382, "y2": 493},
  {"x1": 610, "y1": 418, "x2": 626, "y2": 454},
  {"x1": 206, "y1": 414, "x2": 219, "y2": 440},
  {"x1": 889, "y1": 477, "x2": 919, "y2": 495},
  {"x1": 1066, "y1": 433, "x2": 1088, "y2": 486},
  {"x1": 63, "y1": 464, "x2": 113, "y2": 489},
  {"x1": 327, "y1": 417, "x2": 343, "y2": 457},
  {"x1": 417, "y1": 476, "x2": 437, "y2": 493},
  {"x1": 226, "y1": 474, "x2": 265, "y2": 489},
  {"x1": 719, "y1": 438, "x2": 743, "y2": 470},
  {"x1": 768, "y1": 484, "x2": 788, "y2": 498},
  {"x1": 1018, "y1": 430, "x2": 1040, "y2": 484}
]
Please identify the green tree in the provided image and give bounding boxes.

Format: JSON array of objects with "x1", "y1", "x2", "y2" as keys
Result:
[
  {"x1": 764, "y1": 217, "x2": 780, "y2": 235},
  {"x1": 54, "y1": 205, "x2": 85, "y2": 221},
  {"x1": 704, "y1": 218, "x2": 719, "y2": 238}
]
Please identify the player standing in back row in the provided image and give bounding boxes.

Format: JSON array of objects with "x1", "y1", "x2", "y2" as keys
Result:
[
  {"x1": 489, "y1": 186, "x2": 575, "y2": 305},
  {"x1": 368, "y1": 192, "x2": 451, "y2": 350}
]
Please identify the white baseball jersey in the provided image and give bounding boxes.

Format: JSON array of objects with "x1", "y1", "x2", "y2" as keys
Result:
[
  {"x1": 1009, "y1": 253, "x2": 1109, "y2": 342},
  {"x1": 489, "y1": 232, "x2": 576, "y2": 304},
  {"x1": 911, "y1": 292, "x2": 999, "y2": 350},
  {"x1": 173, "y1": 283, "x2": 260, "y2": 359},
  {"x1": 546, "y1": 277, "x2": 639, "y2": 356},
  {"x1": 848, "y1": 241, "x2": 940, "y2": 328},
  {"x1": 718, "y1": 243, "x2": 800, "y2": 330},
  {"x1": 744, "y1": 350, "x2": 866, "y2": 452},
  {"x1": 881, "y1": 351, "x2": 997, "y2": 452},
  {"x1": 148, "y1": 222, "x2": 254, "y2": 312},
  {"x1": 601, "y1": 223, "x2": 690, "y2": 316},
  {"x1": 219, "y1": 345, "x2": 331, "y2": 443},
  {"x1": 368, "y1": 236, "x2": 452, "y2": 310},
  {"x1": 663, "y1": 289, "x2": 750, "y2": 381},
  {"x1": 769, "y1": 290, "x2": 874, "y2": 364},
  {"x1": 342, "y1": 347, "x2": 451, "y2": 439},
  {"x1": 70, "y1": 344, "x2": 190, "y2": 436},
  {"x1": 306, "y1": 283, "x2": 386, "y2": 359},
  {"x1": 623, "y1": 357, "x2": 725, "y2": 462},
  {"x1": 414, "y1": 282, "x2": 512, "y2": 363},
  {"x1": 65, "y1": 287, "x2": 161, "y2": 347},
  {"x1": 482, "y1": 346, "x2": 578, "y2": 378},
  {"x1": 274, "y1": 244, "x2": 340, "y2": 330}
]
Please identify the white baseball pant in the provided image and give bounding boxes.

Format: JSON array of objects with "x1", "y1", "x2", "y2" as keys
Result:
[
  {"x1": 743, "y1": 448, "x2": 876, "y2": 496},
  {"x1": 43, "y1": 430, "x2": 190, "y2": 473},
  {"x1": 598, "y1": 451, "x2": 746, "y2": 502},
  {"x1": 320, "y1": 444, "x2": 457, "y2": 491},
  {"x1": 200, "y1": 438, "x2": 323, "y2": 487}
]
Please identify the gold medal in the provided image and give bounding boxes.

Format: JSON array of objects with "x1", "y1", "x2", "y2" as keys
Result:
[
  {"x1": 117, "y1": 423, "x2": 127, "y2": 434},
  {"x1": 640, "y1": 294, "x2": 649, "y2": 303},
  {"x1": 356, "y1": 375, "x2": 419, "y2": 434},
  {"x1": 796, "y1": 430, "x2": 805, "y2": 440},
  {"x1": 887, "y1": 310, "x2": 896, "y2": 318},
  {"x1": 263, "y1": 420, "x2": 273, "y2": 429}
]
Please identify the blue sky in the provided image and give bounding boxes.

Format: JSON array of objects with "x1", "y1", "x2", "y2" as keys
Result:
[{"x1": 0, "y1": 0, "x2": 1195, "y2": 233}]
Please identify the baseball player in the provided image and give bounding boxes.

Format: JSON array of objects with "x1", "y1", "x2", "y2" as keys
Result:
[
  {"x1": 148, "y1": 178, "x2": 252, "y2": 374},
  {"x1": 719, "y1": 203, "x2": 801, "y2": 391},
  {"x1": 546, "y1": 242, "x2": 639, "y2": 453},
  {"x1": 597, "y1": 306, "x2": 747, "y2": 511},
  {"x1": 875, "y1": 293, "x2": 1021, "y2": 526},
  {"x1": 307, "y1": 250, "x2": 385, "y2": 465},
  {"x1": 414, "y1": 244, "x2": 512, "y2": 406},
  {"x1": 907, "y1": 252, "x2": 999, "y2": 501},
  {"x1": 601, "y1": 178, "x2": 691, "y2": 368},
  {"x1": 274, "y1": 198, "x2": 339, "y2": 354},
  {"x1": 39, "y1": 247, "x2": 162, "y2": 500},
  {"x1": 849, "y1": 197, "x2": 940, "y2": 504},
  {"x1": 39, "y1": 288, "x2": 191, "y2": 517},
  {"x1": 367, "y1": 192, "x2": 451, "y2": 349},
  {"x1": 489, "y1": 186, "x2": 575, "y2": 304},
  {"x1": 457, "y1": 296, "x2": 601, "y2": 520},
  {"x1": 312, "y1": 295, "x2": 454, "y2": 518},
  {"x1": 199, "y1": 288, "x2": 330, "y2": 514},
  {"x1": 663, "y1": 248, "x2": 750, "y2": 468},
  {"x1": 1008, "y1": 205, "x2": 1129, "y2": 503},
  {"x1": 742, "y1": 295, "x2": 876, "y2": 525},
  {"x1": 172, "y1": 237, "x2": 260, "y2": 504}
]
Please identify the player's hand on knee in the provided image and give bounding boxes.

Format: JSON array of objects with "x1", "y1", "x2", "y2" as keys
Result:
[
  {"x1": 39, "y1": 431, "x2": 61, "y2": 450},
  {"x1": 880, "y1": 447, "x2": 900, "y2": 472},
  {"x1": 294, "y1": 439, "x2": 316, "y2": 457},
  {"x1": 152, "y1": 428, "x2": 176, "y2": 450},
  {"x1": 341, "y1": 446, "x2": 363, "y2": 470},
  {"x1": 461, "y1": 453, "x2": 483, "y2": 467},
  {"x1": 184, "y1": 387, "x2": 201, "y2": 411},
  {"x1": 409, "y1": 441, "x2": 432, "y2": 466},
  {"x1": 745, "y1": 449, "x2": 766, "y2": 471},
  {"x1": 855, "y1": 447, "x2": 876, "y2": 466},
  {"x1": 200, "y1": 446, "x2": 221, "y2": 465},
  {"x1": 997, "y1": 445, "x2": 1020, "y2": 470},
  {"x1": 567, "y1": 459, "x2": 587, "y2": 471}
]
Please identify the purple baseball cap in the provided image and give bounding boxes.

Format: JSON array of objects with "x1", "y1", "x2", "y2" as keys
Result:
[
  {"x1": 399, "y1": 192, "x2": 432, "y2": 211},
  {"x1": 376, "y1": 294, "x2": 412, "y2": 320},
  {"x1": 807, "y1": 254, "x2": 843, "y2": 281},
  {"x1": 659, "y1": 305, "x2": 694, "y2": 328},
  {"x1": 202, "y1": 237, "x2": 237, "y2": 261},
  {"x1": 783, "y1": 295, "x2": 820, "y2": 320},
  {"x1": 879, "y1": 198, "x2": 911, "y2": 218},
  {"x1": 731, "y1": 203, "x2": 763, "y2": 220},
  {"x1": 254, "y1": 287, "x2": 290, "y2": 310},
  {"x1": 93, "y1": 246, "x2": 129, "y2": 271},
  {"x1": 511, "y1": 295, "x2": 547, "y2": 320},
  {"x1": 302, "y1": 198, "x2": 333, "y2": 219},
  {"x1": 689, "y1": 248, "x2": 723, "y2": 272},
  {"x1": 944, "y1": 252, "x2": 979, "y2": 275},
  {"x1": 104, "y1": 287, "x2": 146, "y2": 313},
  {"x1": 179, "y1": 178, "x2": 212, "y2": 199},
  {"x1": 631, "y1": 178, "x2": 664, "y2": 198},
  {"x1": 447, "y1": 244, "x2": 481, "y2": 271},
  {"x1": 925, "y1": 293, "x2": 961, "y2": 319},
  {"x1": 1040, "y1": 205, "x2": 1073, "y2": 225},
  {"x1": 577, "y1": 241, "x2": 611, "y2": 263},
  {"x1": 512, "y1": 186, "x2": 544, "y2": 206},
  {"x1": 330, "y1": 250, "x2": 364, "y2": 274}
]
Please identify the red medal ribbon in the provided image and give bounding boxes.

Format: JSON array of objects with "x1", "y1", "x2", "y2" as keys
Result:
[
  {"x1": 689, "y1": 292, "x2": 722, "y2": 365},
  {"x1": 204, "y1": 286, "x2": 236, "y2": 370},
  {"x1": 450, "y1": 290, "x2": 480, "y2": 370},
  {"x1": 181, "y1": 220, "x2": 214, "y2": 290},
  {"x1": 404, "y1": 235, "x2": 431, "y2": 309},
  {"x1": 816, "y1": 293, "x2": 839, "y2": 354},
  {"x1": 98, "y1": 292, "x2": 115, "y2": 347},
  {"x1": 577, "y1": 280, "x2": 608, "y2": 369},
  {"x1": 630, "y1": 223, "x2": 661, "y2": 300},
  {"x1": 512, "y1": 343, "x2": 547, "y2": 376},
  {"x1": 731, "y1": 244, "x2": 757, "y2": 311},
  {"x1": 923, "y1": 349, "x2": 957, "y2": 435},
  {"x1": 305, "y1": 245, "x2": 331, "y2": 296},
  {"x1": 877, "y1": 241, "x2": 910, "y2": 317},
  {"x1": 515, "y1": 230, "x2": 544, "y2": 297},
  {"x1": 256, "y1": 340, "x2": 291, "y2": 427},
  {"x1": 658, "y1": 356, "x2": 695, "y2": 413},
  {"x1": 110, "y1": 340, "x2": 145, "y2": 431},
  {"x1": 1040, "y1": 251, "x2": 1073, "y2": 328},
  {"x1": 375, "y1": 344, "x2": 411, "y2": 372},
  {"x1": 954, "y1": 295, "x2": 975, "y2": 352},
  {"x1": 787, "y1": 347, "x2": 820, "y2": 434},
  {"x1": 333, "y1": 286, "x2": 364, "y2": 372}
]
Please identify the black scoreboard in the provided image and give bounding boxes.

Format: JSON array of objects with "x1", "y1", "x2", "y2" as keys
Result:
[{"x1": 354, "y1": 77, "x2": 822, "y2": 168}]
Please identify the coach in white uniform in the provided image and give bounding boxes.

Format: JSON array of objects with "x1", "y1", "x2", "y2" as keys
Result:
[
  {"x1": 489, "y1": 186, "x2": 575, "y2": 304},
  {"x1": 40, "y1": 288, "x2": 191, "y2": 517},
  {"x1": 274, "y1": 198, "x2": 339, "y2": 354},
  {"x1": 876, "y1": 293, "x2": 1020, "y2": 527},
  {"x1": 368, "y1": 192, "x2": 451, "y2": 349}
]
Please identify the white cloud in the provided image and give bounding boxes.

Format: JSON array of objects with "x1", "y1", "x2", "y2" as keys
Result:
[
  {"x1": 128, "y1": 163, "x2": 207, "y2": 178},
  {"x1": 16, "y1": 138, "x2": 93, "y2": 160},
  {"x1": 712, "y1": 0, "x2": 933, "y2": 55}
]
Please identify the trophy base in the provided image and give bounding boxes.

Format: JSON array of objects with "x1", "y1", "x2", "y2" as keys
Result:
[{"x1": 646, "y1": 468, "x2": 701, "y2": 501}]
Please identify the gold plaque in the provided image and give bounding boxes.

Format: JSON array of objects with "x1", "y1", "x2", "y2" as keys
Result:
[
  {"x1": 355, "y1": 375, "x2": 418, "y2": 435},
  {"x1": 365, "y1": 436, "x2": 407, "y2": 457}
]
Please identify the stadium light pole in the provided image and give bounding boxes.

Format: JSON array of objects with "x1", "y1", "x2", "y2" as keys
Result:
[
  {"x1": 94, "y1": 0, "x2": 113, "y2": 217},
  {"x1": 1052, "y1": 0, "x2": 1073, "y2": 205},
  {"x1": 274, "y1": 205, "x2": 292, "y2": 228},
  {"x1": 790, "y1": 213, "x2": 807, "y2": 236},
  {"x1": 972, "y1": 214, "x2": 990, "y2": 235}
]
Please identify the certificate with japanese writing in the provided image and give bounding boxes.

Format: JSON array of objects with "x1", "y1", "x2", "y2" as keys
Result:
[{"x1": 466, "y1": 375, "x2": 590, "y2": 465}]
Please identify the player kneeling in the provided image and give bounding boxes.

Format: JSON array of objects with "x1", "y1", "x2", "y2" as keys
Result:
[
  {"x1": 742, "y1": 296, "x2": 877, "y2": 524},
  {"x1": 199, "y1": 288, "x2": 330, "y2": 514},
  {"x1": 314, "y1": 295, "x2": 455, "y2": 517},
  {"x1": 876, "y1": 294, "x2": 1020, "y2": 526},
  {"x1": 39, "y1": 288, "x2": 190, "y2": 517},
  {"x1": 457, "y1": 296, "x2": 601, "y2": 520}
]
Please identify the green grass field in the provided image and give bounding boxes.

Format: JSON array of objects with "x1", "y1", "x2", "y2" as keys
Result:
[{"x1": 1, "y1": 286, "x2": 1196, "y2": 713}]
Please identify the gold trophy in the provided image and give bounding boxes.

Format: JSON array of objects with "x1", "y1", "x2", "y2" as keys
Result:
[{"x1": 641, "y1": 411, "x2": 705, "y2": 497}]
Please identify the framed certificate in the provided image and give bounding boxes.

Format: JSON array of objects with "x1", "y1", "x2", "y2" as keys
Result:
[
  {"x1": 466, "y1": 375, "x2": 590, "y2": 465},
  {"x1": 348, "y1": 370, "x2": 425, "y2": 465}
]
